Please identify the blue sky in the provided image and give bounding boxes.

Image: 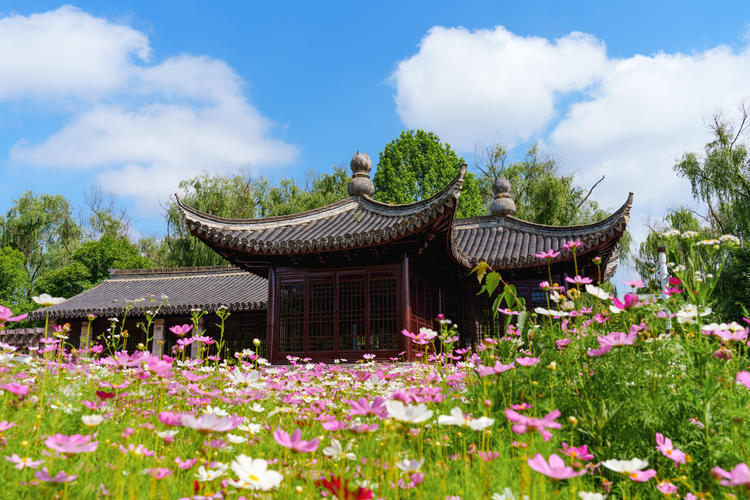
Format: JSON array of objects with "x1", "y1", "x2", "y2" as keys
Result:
[{"x1": 2, "y1": 1, "x2": 750, "y2": 251}]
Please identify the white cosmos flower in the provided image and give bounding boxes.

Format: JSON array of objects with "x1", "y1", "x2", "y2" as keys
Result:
[
  {"x1": 674, "y1": 304, "x2": 712, "y2": 324},
  {"x1": 249, "y1": 403, "x2": 265, "y2": 413},
  {"x1": 81, "y1": 414, "x2": 104, "y2": 426},
  {"x1": 195, "y1": 464, "x2": 227, "y2": 482},
  {"x1": 226, "y1": 433, "x2": 247, "y2": 444},
  {"x1": 579, "y1": 492, "x2": 607, "y2": 500},
  {"x1": 395, "y1": 458, "x2": 424, "y2": 472},
  {"x1": 534, "y1": 307, "x2": 569, "y2": 317},
  {"x1": 386, "y1": 400, "x2": 433, "y2": 424},
  {"x1": 322, "y1": 439, "x2": 356, "y2": 461},
  {"x1": 203, "y1": 406, "x2": 229, "y2": 417},
  {"x1": 229, "y1": 455, "x2": 282, "y2": 491},
  {"x1": 601, "y1": 458, "x2": 648, "y2": 473},
  {"x1": 585, "y1": 284, "x2": 611, "y2": 300},
  {"x1": 467, "y1": 416, "x2": 495, "y2": 431},
  {"x1": 156, "y1": 430, "x2": 178, "y2": 440},
  {"x1": 239, "y1": 423, "x2": 262, "y2": 434},
  {"x1": 437, "y1": 407, "x2": 467, "y2": 426},
  {"x1": 226, "y1": 370, "x2": 266, "y2": 389}
]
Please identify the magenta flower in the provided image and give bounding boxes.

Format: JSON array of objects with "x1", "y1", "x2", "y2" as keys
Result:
[
  {"x1": 273, "y1": 428, "x2": 319, "y2": 452},
  {"x1": 5, "y1": 454, "x2": 43, "y2": 469},
  {"x1": 505, "y1": 408, "x2": 561, "y2": 441},
  {"x1": 45, "y1": 433, "x2": 98, "y2": 454},
  {"x1": 119, "y1": 443, "x2": 155, "y2": 456},
  {"x1": 146, "y1": 468, "x2": 172, "y2": 479},
  {"x1": 321, "y1": 419, "x2": 345, "y2": 431},
  {"x1": 510, "y1": 403, "x2": 533, "y2": 411},
  {"x1": 347, "y1": 397, "x2": 387, "y2": 418},
  {"x1": 535, "y1": 249, "x2": 561, "y2": 260},
  {"x1": 737, "y1": 371, "x2": 750, "y2": 390},
  {"x1": 539, "y1": 281, "x2": 551, "y2": 290},
  {"x1": 181, "y1": 414, "x2": 243, "y2": 433},
  {"x1": 565, "y1": 275, "x2": 593, "y2": 286},
  {"x1": 0, "y1": 306, "x2": 27, "y2": 324},
  {"x1": 587, "y1": 344, "x2": 612, "y2": 357},
  {"x1": 515, "y1": 357, "x2": 540, "y2": 367},
  {"x1": 35, "y1": 467, "x2": 77, "y2": 483},
  {"x1": 477, "y1": 361, "x2": 515, "y2": 376},
  {"x1": 712, "y1": 462, "x2": 750, "y2": 487},
  {"x1": 655, "y1": 433, "x2": 686, "y2": 466},
  {"x1": 558, "y1": 442, "x2": 594, "y2": 461},
  {"x1": 612, "y1": 293, "x2": 640, "y2": 310},
  {"x1": 599, "y1": 331, "x2": 637, "y2": 347},
  {"x1": 0, "y1": 420, "x2": 16, "y2": 431},
  {"x1": 527, "y1": 453, "x2": 584, "y2": 480},
  {"x1": 628, "y1": 469, "x2": 657, "y2": 482},
  {"x1": 0, "y1": 383, "x2": 29, "y2": 398},
  {"x1": 169, "y1": 324, "x2": 193, "y2": 336},
  {"x1": 477, "y1": 451, "x2": 499, "y2": 462}
]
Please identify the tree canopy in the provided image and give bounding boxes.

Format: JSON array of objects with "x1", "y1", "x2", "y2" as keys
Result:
[{"x1": 373, "y1": 130, "x2": 485, "y2": 218}]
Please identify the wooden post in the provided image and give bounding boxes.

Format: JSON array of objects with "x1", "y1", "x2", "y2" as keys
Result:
[
  {"x1": 152, "y1": 318, "x2": 164, "y2": 357},
  {"x1": 267, "y1": 267, "x2": 276, "y2": 363},
  {"x1": 191, "y1": 317, "x2": 202, "y2": 359},
  {"x1": 79, "y1": 322, "x2": 88, "y2": 350},
  {"x1": 401, "y1": 253, "x2": 411, "y2": 361}
]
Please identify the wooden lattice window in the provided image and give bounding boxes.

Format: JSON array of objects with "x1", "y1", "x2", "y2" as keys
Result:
[
  {"x1": 339, "y1": 278, "x2": 366, "y2": 351},
  {"x1": 279, "y1": 283, "x2": 305, "y2": 352},
  {"x1": 309, "y1": 281, "x2": 335, "y2": 352},
  {"x1": 369, "y1": 277, "x2": 397, "y2": 350}
]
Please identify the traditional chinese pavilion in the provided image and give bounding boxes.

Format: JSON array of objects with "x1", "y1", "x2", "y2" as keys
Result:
[
  {"x1": 173, "y1": 152, "x2": 631, "y2": 363},
  {"x1": 28, "y1": 152, "x2": 630, "y2": 363}
]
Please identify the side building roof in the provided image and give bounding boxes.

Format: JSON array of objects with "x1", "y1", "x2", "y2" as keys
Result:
[
  {"x1": 29, "y1": 266, "x2": 268, "y2": 320},
  {"x1": 452, "y1": 193, "x2": 633, "y2": 270}
]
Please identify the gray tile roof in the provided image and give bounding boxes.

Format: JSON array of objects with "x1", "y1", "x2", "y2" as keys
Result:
[
  {"x1": 451, "y1": 193, "x2": 632, "y2": 269},
  {"x1": 177, "y1": 165, "x2": 466, "y2": 255},
  {"x1": 29, "y1": 266, "x2": 267, "y2": 320}
]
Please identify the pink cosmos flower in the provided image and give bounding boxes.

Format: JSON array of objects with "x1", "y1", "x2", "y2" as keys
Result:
[
  {"x1": 562, "y1": 240, "x2": 583, "y2": 252},
  {"x1": 505, "y1": 408, "x2": 561, "y2": 441},
  {"x1": 535, "y1": 249, "x2": 561, "y2": 260},
  {"x1": 322, "y1": 419, "x2": 346, "y2": 431},
  {"x1": 273, "y1": 428, "x2": 319, "y2": 452},
  {"x1": 401, "y1": 328, "x2": 437, "y2": 345},
  {"x1": 347, "y1": 397, "x2": 387, "y2": 418},
  {"x1": 558, "y1": 442, "x2": 594, "y2": 461},
  {"x1": 0, "y1": 420, "x2": 15, "y2": 431},
  {"x1": 498, "y1": 308, "x2": 520, "y2": 315},
  {"x1": 169, "y1": 324, "x2": 193, "y2": 336},
  {"x1": 146, "y1": 467, "x2": 172, "y2": 479},
  {"x1": 0, "y1": 383, "x2": 29, "y2": 398},
  {"x1": 623, "y1": 279, "x2": 645, "y2": 288},
  {"x1": 477, "y1": 451, "x2": 499, "y2": 462},
  {"x1": 36, "y1": 468, "x2": 77, "y2": 483},
  {"x1": 0, "y1": 306, "x2": 27, "y2": 324},
  {"x1": 176, "y1": 338, "x2": 195, "y2": 348},
  {"x1": 477, "y1": 361, "x2": 515, "y2": 376},
  {"x1": 656, "y1": 481, "x2": 678, "y2": 495},
  {"x1": 45, "y1": 433, "x2": 98, "y2": 454},
  {"x1": 510, "y1": 403, "x2": 533, "y2": 411},
  {"x1": 539, "y1": 281, "x2": 551, "y2": 290},
  {"x1": 711, "y1": 462, "x2": 750, "y2": 487},
  {"x1": 5, "y1": 454, "x2": 43, "y2": 469},
  {"x1": 527, "y1": 453, "x2": 585, "y2": 480},
  {"x1": 158, "y1": 411, "x2": 183, "y2": 426},
  {"x1": 566, "y1": 275, "x2": 593, "y2": 285},
  {"x1": 599, "y1": 331, "x2": 637, "y2": 348},
  {"x1": 119, "y1": 443, "x2": 155, "y2": 456},
  {"x1": 515, "y1": 357, "x2": 540, "y2": 367},
  {"x1": 194, "y1": 335, "x2": 215, "y2": 345},
  {"x1": 737, "y1": 371, "x2": 750, "y2": 390},
  {"x1": 655, "y1": 433, "x2": 686, "y2": 466},
  {"x1": 181, "y1": 414, "x2": 243, "y2": 433},
  {"x1": 612, "y1": 293, "x2": 640, "y2": 310},
  {"x1": 587, "y1": 344, "x2": 612, "y2": 357},
  {"x1": 628, "y1": 469, "x2": 657, "y2": 482},
  {"x1": 175, "y1": 457, "x2": 197, "y2": 470}
]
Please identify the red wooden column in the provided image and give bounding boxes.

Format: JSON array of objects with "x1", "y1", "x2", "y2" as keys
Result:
[{"x1": 401, "y1": 253, "x2": 412, "y2": 361}]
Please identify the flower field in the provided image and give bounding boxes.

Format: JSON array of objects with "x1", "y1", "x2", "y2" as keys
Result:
[{"x1": 0, "y1": 237, "x2": 749, "y2": 499}]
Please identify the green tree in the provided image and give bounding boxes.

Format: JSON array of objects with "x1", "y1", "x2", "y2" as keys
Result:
[
  {"x1": 674, "y1": 106, "x2": 750, "y2": 240},
  {"x1": 0, "y1": 246, "x2": 31, "y2": 304},
  {"x1": 716, "y1": 244, "x2": 750, "y2": 319},
  {"x1": 0, "y1": 191, "x2": 83, "y2": 291},
  {"x1": 34, "y1": 235, "x2": 153, "y2": 299},
  {"x1": 373, "y1": 130, "x2": 485, "y2": 218}
]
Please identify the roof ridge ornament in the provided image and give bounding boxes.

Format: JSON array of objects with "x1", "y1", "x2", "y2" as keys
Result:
[
  {"x1": 347, "y1": 151, "x2": 375, "y2": 197},
  {"x1": 490, "y1": 176, "x2": 516, "y2": 217}
]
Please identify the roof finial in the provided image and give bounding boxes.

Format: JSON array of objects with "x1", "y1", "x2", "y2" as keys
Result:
[
  {"x1": 490, "y1": 176, "x2": 516, "y2": 217},
  {"x1": 348, "y1": 151, "x2": 375, "y2": 197}
]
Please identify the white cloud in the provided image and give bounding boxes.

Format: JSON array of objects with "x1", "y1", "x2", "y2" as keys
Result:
[
  {"x1": 2, "y1": 6, "x2": 297, "y2": 210},
  {"x1": 392, "y1": 26, "x2": 607, "y2": 150},
  {"x1": 0, "y1": 5, "x2": 149, "y2": 99},
  {"x1": 392, "y1": 25, "x2": 750, "y2": 267}
]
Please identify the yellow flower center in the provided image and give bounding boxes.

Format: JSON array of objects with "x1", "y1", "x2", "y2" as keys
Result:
[
  {"x1": 630, "y1": 472, "x2": 638, "y2": 480},
  {"x1": 666, "y1": 450, "x2": 672, "y2": 455},
  {"x1": 249, "y1": 474, "x2": 259, "y2": 482},
  {"x1": 570, "y1": 451, "x2": 578, "y2": 458}
]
